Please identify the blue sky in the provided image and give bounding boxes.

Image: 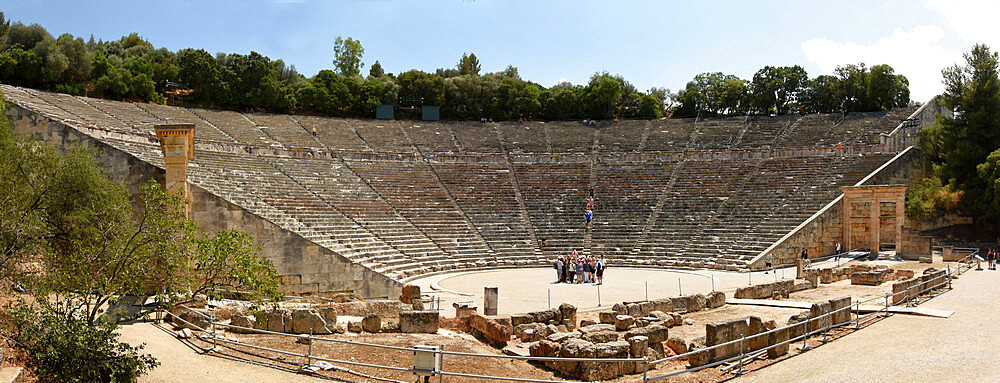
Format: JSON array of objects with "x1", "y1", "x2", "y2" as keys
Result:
[{"x1": 5, "y1": 0, "x2": 996, "y2": 102}]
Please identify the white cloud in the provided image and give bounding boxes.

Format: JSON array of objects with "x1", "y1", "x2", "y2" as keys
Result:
[
  {"x1": 801, "y1": 25, "x2": 962, "y2": 103},
  {"x1": 923, "y1": 0, "x2": 1000, "y2": 48}
]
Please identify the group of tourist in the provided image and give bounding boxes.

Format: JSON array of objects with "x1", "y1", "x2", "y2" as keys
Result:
[{"x1": 553, "y1": 252, "x2": 607, "y2": 285}]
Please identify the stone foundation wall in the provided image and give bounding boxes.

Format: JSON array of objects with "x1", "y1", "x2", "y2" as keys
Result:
[
  {"x1": 4, "y1": 103, "x2": 402, "y2": 299},
  {"x1": 898, "y1": 227, "x2": 934, "y2": 259}
]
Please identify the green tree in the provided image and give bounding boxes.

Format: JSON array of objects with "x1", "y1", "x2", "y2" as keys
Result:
[
  {"x1": 867, "y1": 64, "x2": 910, "y2": 111},
  {"x1": 834, "y1": 63, "x2": 869, "y2": 112},
  {"x1": 583, "y1": 72, "x2": 625, "y2": 120},
  {"x1": 333, "y1": 36, "x2": 364, "y2": 77},
  {"x1": 749, "y1": 65, "x2": 808, "y2": 115},
  {"x1": 369, "y1": 60, "x2": 385, "y2": 78},
  {"x1": 918, "y1": 44, "x2": 1000, "y2": 221},
  {"x1": 177, "y1": 48, "x2": 228, "y2": 104},
  {"x1": 0, "y1": 91, "x2": 282, "y2": 380},
  {"x1": 397, "y1": 70, "x2": 445, "y2": 106},
  {"x1": 457, "y1": 53, "x2": 481, "y2": 76},
  {"x1": 802, "y1": 75, "x2": 840, "y2": 113},
  {"x1": 636, "y1": 93, "x2": 664, "y2": 119}
]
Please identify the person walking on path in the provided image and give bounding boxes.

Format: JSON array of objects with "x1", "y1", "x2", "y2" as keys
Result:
[
  {"x1": 587, "y1": 196, "x2": 595, "y2": 210},
  {"x1": 312, "y1": 127, "x2": 318, "y2": 137},
  {"x1": 801, "y1": 247, "x2": 810, "y2": 269},
  {"x1": 835, "y1": 241, "x2": 842, "y2": 262},
  {"x1": 765, "y1": 252, "x2": 773, "y2": 274},
  {"x1": 585, "y1": 209, "x2": 593, "y2": 227}
]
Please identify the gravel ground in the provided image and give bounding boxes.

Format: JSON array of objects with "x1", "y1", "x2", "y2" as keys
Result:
[{"x1": 737, "y1": 267, "x2": 1000, "y2": 382}]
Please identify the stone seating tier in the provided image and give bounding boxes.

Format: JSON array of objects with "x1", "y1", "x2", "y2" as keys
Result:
[{"x1": 0, "y1": 85, "x2": 914, "y2": 281}]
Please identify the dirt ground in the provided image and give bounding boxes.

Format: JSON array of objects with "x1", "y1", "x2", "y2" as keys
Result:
[{"x1": 120, "y1": 259, "x2": 964, "y2": 383}]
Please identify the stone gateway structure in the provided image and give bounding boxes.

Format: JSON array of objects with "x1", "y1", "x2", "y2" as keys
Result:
[
  {"x1": 0, "y1": 84, "x2": 941, "y2": 297},
  {"x1": 841, "y1": 185, "x2": 907, "y2": 254}
]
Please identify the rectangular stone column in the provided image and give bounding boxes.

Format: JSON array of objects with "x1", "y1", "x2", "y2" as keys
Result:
[
  {"x1": 154, "y1": 124, "x2": 195, "y2": 217},
  {"x1": 484, "y1": 286, "x2": 498, "y2": 316},
  {"x1": 896, "y1": 195, "x2": 905, "y2": 253},
  {"x1": 842, "y1": 199, "x2": 852, "y2": 250},
  {"x1": 870, "y1": 198, "x2": 879, "y2": 254}
]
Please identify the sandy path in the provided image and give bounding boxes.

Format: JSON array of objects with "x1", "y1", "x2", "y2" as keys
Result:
[
  {"x1": 119, "y1": 321, "x2": 327, "y2": 383},
  {"x1": 737, "y1": 268, "x2": 1000, "y2": 382}
]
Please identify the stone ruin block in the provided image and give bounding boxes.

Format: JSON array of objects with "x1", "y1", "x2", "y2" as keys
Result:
[
  {"x1": 515, "y1": 322, "x2": 550, "y2": 342},
  {"x1": 612, "y1": 302, "x2": 627, "y2": 315},
  {"x1": 786, "y1": 311, "x2": 810, "y2": 339},
  {"x1": 776, "y1": 279, "x2": 795, "y2": 293},
  {"x1": 747, "y1": 316, "x2": 772, "y2": 351},
  {"x1": 766, "y1": 326, "x2": 789, "y2": 358},
  {"x1": 598, "y1": 311, "x2": 617, "y2": 324},
  {"x1": 809, "y1": 302, "x2": 831, "y2": 333},
  {"x1": 828, "y1": 296, "x2": 852, "y2": 326},
  {"x1": 529, "y1": 339, "x2": 560, "y2": 357},
  {"x1": 803, "y1": 270, "x2": 819, "y2": 287},
  {"x1": 624, "y1": 324, "x2": 669, "y2": 344},
  {"x1": 705, "y1": 318, "x2": 748, "y2": 363},
  {"x1": 651, "y1": 298, "x2": 674, "y2": 313},
  {"x1": 793, "y1": 279, "x2": 814, "y2": 291},
  {"x1": 851, "y1": 272, "x2": 881, "y2": 286},
  {"x1": 891, "y1": 278, "x2": 917, "y2": 304},
  {"x1": 707, "y1": 291, "x2": 726, "y2": 309},
  {"x1": 510, "y1": 313, "x2": 534, "y2": 327},
  {"x1": 529, "y1": 308, "x2": 561, "y2": 324},
  {"x1": 399, "y1": 310, "x2": 439, "y2": 334},
  {"x1": 361, "y1": 314, "x2": 381, "y2": 333},
  {"x1": 400, "y1": 284, "x2": 421, "y2": 305},
  {"x1": 733, "y1": 285, "x2": 757, "y2": 299},
  {"x1": 452, "y1": 302, "x2": 477, "y2": 318},
  {"x1": 559, "y1": 303, "x2": 577, "y2": 330},
  {"x1": 626, "y1": 303, "x2": 642, "y2": 317},
  {"x1": 470, "y1": 314, "x2": 512, "y2": 347},
  {"x1": 615, "y1": 315, "x2": 635, "y2": 331}
]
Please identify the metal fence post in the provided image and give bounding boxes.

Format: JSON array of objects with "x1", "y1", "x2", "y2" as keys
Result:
[
  {"x1": 678, "y1": 278, "x2": 682, "y2": 296},
  {"x1": 883, "y1": 293, "x2": 890, "y2": 317},
  {"x1": 597, "y1": 284, "x2": 601, "y2": 307},
  {"x1": 307, "y1": 328, "x2": 313, "y2": 367},
  {"x1": 801, "y1": 320, "x2": 809, "y2": 351},
  {"x1": 438, "y1": 344, "x2": 444, "y2": 383},
  {"x1": 211, "y1": 312, "x2": 218, "y2": 351},
  {"x1": 735, "y1": 333, "x2": 747, "y2": 375},
  {"x1": 642, "y1": 356, "x2": 648, "y2": 382}
]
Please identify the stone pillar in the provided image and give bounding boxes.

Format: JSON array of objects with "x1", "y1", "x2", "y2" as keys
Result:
[
  {"x1": 895, "y1": 194, "x2": 905, "y2": 253},
  {"x1": 870, "y1": 197, "x2": 880, "y2": 255},
  {"x1": 154, "y1": 124, "x2": 195, "y2": 216},
  {"x1": 484, "y1": 286, "x2": 498, "y2": 316}
]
